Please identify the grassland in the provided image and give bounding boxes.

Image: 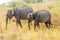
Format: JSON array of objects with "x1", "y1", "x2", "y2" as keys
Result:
[{"x1": 0, "y1": 2, "x2": 60, "y2": 40}]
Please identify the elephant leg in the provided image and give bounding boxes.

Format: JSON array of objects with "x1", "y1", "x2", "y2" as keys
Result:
[
  {"x1": 16, "y1": 18, "x2": 22, "y2": 28},
  {"x1": 16, "y1": 19, "x2": 18, "y2": 26},
  {"x1": 37, "y1": 22, "x2": 40, "y2": 29},
  {"x1": 47, "y1": 19, "x2": 52, "y2": 28},
  {"x1": 45, "y1": 22, "x2": 49, "y2": 28},
  {"x1": 28, "y1": 20, "x2": 31, "y2": 30},
  {"x1": 48, "y1": 21, "x2": 51, "y2": 27},
  {"x1": 19, "y1": 20, "x2": 22, "y2": 28},
  {"x1": 34, "y1": 20, "x2": 38, "y2": 31},
  {"x1": 48, "y1": 19, "x2": 53, "y2": 27}
]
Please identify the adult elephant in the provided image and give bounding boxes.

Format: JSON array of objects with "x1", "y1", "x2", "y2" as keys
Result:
[{"x1": 6, "y1": 6, "x2": 33, "y2": 30}]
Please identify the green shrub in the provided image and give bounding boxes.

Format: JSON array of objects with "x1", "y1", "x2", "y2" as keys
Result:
[{"x1": 8, "y1": 1, "x2": 21, "y2": 7}]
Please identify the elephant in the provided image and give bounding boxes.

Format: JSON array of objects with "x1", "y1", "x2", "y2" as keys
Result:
[
  {"x1": 6, "y1": 6, "x2": 33, "y2": 30},
  {"x1": 27, "y1": 10, "x2": 52, "y2": 30}
]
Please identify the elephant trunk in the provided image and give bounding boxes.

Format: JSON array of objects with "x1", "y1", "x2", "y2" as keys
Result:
[{"x1": 6, "y1": 15, "x2": 8, "y2": 30}]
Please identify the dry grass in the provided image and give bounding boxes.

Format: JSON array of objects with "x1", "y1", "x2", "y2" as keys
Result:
[{"x1": 0, "y1": 2, "x2": 60, "y2": 40}]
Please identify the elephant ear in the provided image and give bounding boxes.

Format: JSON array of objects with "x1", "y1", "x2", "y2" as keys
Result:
[
  {"x1": 27, "y1": 13, "x2": 32, "y2": 19},
  {"x1": 12, "y1": 9, "x2": 14, "y2": 15}
]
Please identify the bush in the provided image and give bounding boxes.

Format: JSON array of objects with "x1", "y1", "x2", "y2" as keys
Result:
[{"x1": 8, "y1": 1, "x2": 21, "y2": 7}]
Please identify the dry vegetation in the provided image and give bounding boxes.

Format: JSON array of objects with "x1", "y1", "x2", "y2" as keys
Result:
[{"x1": 0, "y1": 2, "x2": 60, "y2": 40}]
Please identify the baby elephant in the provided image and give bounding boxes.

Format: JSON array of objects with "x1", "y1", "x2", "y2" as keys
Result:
[{"x1": 27, "y1": 10, "x2": 52, "y2": 30}]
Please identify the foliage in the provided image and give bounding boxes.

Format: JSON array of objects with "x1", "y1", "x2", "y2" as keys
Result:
[
  {"x1": 8, "y1": 1, "x2": 21, "y2": 7},
  {"x1": 25, "y1": 0, "x2": 44, "y2": 3}
]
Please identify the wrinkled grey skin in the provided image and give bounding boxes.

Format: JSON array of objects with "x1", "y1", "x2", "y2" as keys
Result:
[
  {"x1": 6, "y1": 6, "x2": 33, "y2": 30},
  {"x1": 28, "y1": 10, "x2": 52, "y2": 30}
]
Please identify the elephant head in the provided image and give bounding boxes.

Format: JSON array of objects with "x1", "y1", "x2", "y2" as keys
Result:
[
  {"x1": 27, "y1": 13, "x2": 33, "y2": 22},
  {"x1": 6, "y1": 9, "x2": 14, "y2": 29}
]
